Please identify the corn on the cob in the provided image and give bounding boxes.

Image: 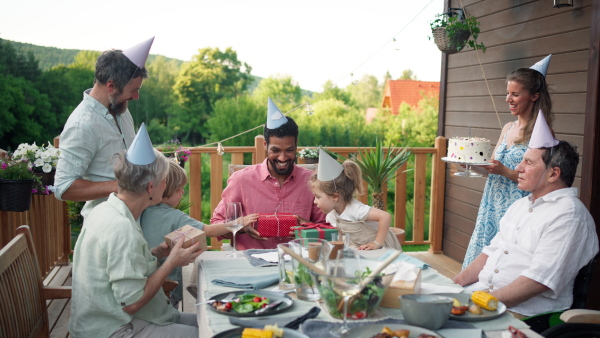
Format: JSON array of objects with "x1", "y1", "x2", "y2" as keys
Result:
[
  {"x1": 471, "y1": 291, "x2": 498, "y2": 311},
  {"x1": 241, "y1": 328, "x2": 273, "y2": 338}
]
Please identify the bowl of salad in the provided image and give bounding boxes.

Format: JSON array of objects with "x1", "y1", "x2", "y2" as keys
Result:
[{"x1": 312, "y1": 258, "x2": 398, "y2": 320}]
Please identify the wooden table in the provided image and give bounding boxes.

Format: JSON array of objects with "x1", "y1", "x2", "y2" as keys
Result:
[{"x1": 194, "y1": 250, "x2": 542, "y2": 338}]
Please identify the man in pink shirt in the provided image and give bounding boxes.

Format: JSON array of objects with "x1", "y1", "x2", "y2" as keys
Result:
[{"x1": 211, "y1": 99, "x2": 326, "y2": 249}]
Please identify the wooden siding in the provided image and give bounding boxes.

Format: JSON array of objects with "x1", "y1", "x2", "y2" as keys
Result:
[{"x1": 441, "y1": 0, "x2": 593, "y2": 263}]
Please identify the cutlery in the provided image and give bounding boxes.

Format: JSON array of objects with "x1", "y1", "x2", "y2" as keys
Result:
[
  {"x1": 254, "y1": 300, "x2": 283, "y2": 315},
  {"x1": 196, "y1": 292, "x2": 236, "y2": 305}
]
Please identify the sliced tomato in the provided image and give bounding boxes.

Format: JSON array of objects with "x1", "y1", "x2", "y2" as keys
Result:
[{"x1": 253, "y1": 297, "x2": 261, "y2": 303}]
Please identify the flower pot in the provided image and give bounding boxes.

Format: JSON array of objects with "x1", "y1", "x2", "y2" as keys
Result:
[
  {"x1": 304, "y1": 158, "x2": 319, "y2": 164},
  {"x1": 0, "y1": 178, "x2": 34, "y2": 212},
  {"x1": 432, "y1": 26, "x2": 471, "y2": 54}
]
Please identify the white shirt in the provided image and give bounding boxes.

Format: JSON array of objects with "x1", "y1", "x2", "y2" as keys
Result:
[
  {"x1": 326, "y1": 198, "x2": 377, "y2": 230},
  {"x1": 468, "y1": 187, "x2": 599, "y2": 316},
  {"x1": 54, "y1": 89, "x2": 135, "y2": 218}
]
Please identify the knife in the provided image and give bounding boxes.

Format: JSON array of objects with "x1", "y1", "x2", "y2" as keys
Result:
[{"x1": 254, "y1": 300, "x2": 284, "y2": 315}]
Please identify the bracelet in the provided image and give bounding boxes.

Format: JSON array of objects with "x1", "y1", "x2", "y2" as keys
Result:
[{"x1": 373, "y1": 240, "x2": 382, "y2": 248}]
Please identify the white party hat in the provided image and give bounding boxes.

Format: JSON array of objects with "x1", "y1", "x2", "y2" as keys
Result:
[
  {"x1": 529, "y1": 54, "x2": 552, "y2": 77},
  {"x1": 529, "y1": 110, "x2": 559, "y2": 148},
  {"x1": 126, "y1": 123, "x2": 157, "y2": 165},
  {"x1": 123, "y1": 37, "x2": 155, "y2": 68},
  {"x1": 266, "y1": 97, "x2": 288, "y2": 129},
  {"x1": 317, "y1": 148, "x2": 343, "y2": 181}
]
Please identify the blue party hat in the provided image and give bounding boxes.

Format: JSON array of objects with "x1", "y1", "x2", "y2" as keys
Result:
[
  {"x1": 266, "y1": 98, "x2": 288, "y2": 129},
  {"x1": 530, "y1": 54, "x2": 551, "y2": 77},
  {"x1": 317, "y1": 148, "x2": 343, "y2": 181},
  {"x1": 123, "y1": 37, "x2": 154, "y2": 68},
  {"x1": 126, "y1": 123, "x2": 157, "y2": 165},
  {"x1": 528, "y1": 110, "x2": 559, "y2": 148}
]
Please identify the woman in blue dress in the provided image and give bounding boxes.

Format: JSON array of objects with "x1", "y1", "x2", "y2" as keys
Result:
[{"x1": 462, "y1": 64, "x2": 554, "y2": 268}]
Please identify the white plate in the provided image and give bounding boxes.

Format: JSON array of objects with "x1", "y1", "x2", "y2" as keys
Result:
[
  {"x1": 441, "y1": 157, "x2": 492, "y2": 166},
  {"x1": 342, "y1": 324, "x2": 440, "y2": 338},
  {"x1": 432, "y1": 292, "x2": 507, "y2": 322}
]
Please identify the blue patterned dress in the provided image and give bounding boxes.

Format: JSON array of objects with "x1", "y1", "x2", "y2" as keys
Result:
[{"x1": 462, "y1": 124, "x2": 530, "y2": 268}]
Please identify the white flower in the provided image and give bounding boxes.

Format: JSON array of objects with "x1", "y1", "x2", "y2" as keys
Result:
[
  {"x1": 42, "y1": 163, "x2": 53, "y2": 173},
  {"x1": 35, "y1": 158, "x2": 45, "y2": 167}
]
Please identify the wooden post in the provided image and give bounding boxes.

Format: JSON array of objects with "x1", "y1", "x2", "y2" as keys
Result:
[
  {"x1": 254, "y1": 135, "x2": 266, "y2": 164},
  {"x1": 394, "y1": 162, "x2": 407, "y2": 232},
  {"x1": 189, "y1": 151, "x2": 202, "y2": 222},
  {"x1": 429, "y1": 136, "x2": 447, "y2": 253},
  {"x1": 210, "y1": 153, "x2": 223, "y2": 215}
]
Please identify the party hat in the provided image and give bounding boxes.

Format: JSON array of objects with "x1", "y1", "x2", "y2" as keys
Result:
[
  {"x1": 317, "y1": 148, "x2": 343, "y2": 181},
  {"x1": 529, "y1": 110, "x2": 559, "y2": 148},
  {"x1": 126, "y1": 123, "x2": 157, "y2": 165},
  {"x1": 123, "y1": 37, "x2": 155, "y2": 68},
  {"x1": 266, "y1": 97, "x2": 288, "y2": 129},
  {"x1": 529, "y1": 54, "x2": 552, "y2": 77}
]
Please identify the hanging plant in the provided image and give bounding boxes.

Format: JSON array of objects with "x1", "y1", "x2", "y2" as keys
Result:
[{"x1": 429, "y1": 10, "x2": 486, "y2": 54}]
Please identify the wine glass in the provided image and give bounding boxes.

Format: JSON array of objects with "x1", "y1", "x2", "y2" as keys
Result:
[
  {"x1": 328, "y1": 248, "x2": 363, "y2": 337},
  {"x1": 226, "y1": 202, "x2": 243, "y2": 258}
]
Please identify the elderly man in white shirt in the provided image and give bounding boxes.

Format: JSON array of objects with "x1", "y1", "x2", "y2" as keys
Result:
[
  {"x1": 54, "y1": 38, "x2": 153, "y2": 218},
  {"x1": 453, "y1": 140, "x2": 599, "y2": 317}
]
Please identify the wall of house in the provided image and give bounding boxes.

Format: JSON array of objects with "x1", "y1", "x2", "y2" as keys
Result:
[{"x1": 441, "y1": 0, "x2": 593, "y2": 262}]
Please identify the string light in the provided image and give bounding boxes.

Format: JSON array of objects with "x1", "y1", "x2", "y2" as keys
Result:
[
  {"x1": 216, "y1": 142, "x2": 225, "y2": 156},
  {"x1": 350, "y1": 73, "x2": 358, "y2": 85},
  {"x1": 392, "y1": 38, "x2": 401, "y2": 51},
  {"x1": 305, "y1": 102, "x2": 314, "y2": 115}
]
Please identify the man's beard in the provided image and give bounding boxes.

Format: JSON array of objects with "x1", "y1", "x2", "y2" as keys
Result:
[
  {"x1": 109, "y1": 92, "x2": 128, "y2": 115},
  {"x1": 268, "y1": 159, "x2": 294, "y2": 176}
]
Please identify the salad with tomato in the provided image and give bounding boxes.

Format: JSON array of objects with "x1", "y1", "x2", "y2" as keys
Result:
[{"x1": 212, "y1": 293, "x2": 270, "y2": 313}]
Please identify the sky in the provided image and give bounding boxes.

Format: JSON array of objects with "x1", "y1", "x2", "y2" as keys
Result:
[{"x1": 0, "y1": 0, "x2": 444, "y2": 93}]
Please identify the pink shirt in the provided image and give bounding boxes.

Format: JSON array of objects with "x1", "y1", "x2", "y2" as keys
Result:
[{"x1": 211, "y1": 159, "x2": 326, "y2": 249}]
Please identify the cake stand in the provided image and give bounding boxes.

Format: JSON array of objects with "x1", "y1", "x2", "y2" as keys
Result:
[{"x1": 441, "y1": 157, "x2": 491, "y2": 178}]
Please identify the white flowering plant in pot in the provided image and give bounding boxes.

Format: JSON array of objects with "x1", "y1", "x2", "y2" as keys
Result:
[
  {"x1": 298, "y1": 147, "x2": 319, "y2": 159},
  {"x1": 12, "y1": 142, "x2": 60, "y2": 173}
]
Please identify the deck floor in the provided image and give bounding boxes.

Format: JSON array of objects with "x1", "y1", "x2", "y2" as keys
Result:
[{"x1": 47, "y1": 251, "x2": 462, "y2": 333}]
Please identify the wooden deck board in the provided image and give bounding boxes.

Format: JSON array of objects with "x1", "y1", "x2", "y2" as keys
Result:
[{"x1": 44, "y1": 263, "x2": 72, "y2": 338}]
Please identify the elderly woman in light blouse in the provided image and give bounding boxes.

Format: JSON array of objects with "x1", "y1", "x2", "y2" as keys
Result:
[{"x1": 68, "y1": 146, "x2": 203, "y2": 338}]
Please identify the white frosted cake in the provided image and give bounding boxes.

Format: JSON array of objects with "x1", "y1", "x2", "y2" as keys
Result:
[{"x1": 447, "y1": 137, "x2": 491, "y2": 163}]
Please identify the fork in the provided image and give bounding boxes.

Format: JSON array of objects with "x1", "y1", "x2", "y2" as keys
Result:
[{"x1": 195, "y1": 293, "x2": 236, "y2": 305}]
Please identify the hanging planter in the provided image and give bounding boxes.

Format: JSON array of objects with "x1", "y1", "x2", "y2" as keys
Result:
[
  {"x1": 429, "y1": 9, "x2": 486, "y2": 54},
  {"x1": 0, "y1": 178, "x2": 34, "y2": 212},
  {"x1": 304, "y1": 158, "x2": 319, "y2": 164}
]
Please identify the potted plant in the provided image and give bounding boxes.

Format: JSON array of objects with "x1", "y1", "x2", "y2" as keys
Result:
[
  {"x1": 349, "y1": 140, "x2": 411, "y2": 211},
  {"x1": 298, "y1": 147, "x2": 319, "y2": 164},
  {"x1": 429, "y1": 9, "x2": 486, "y2": 54},
  {"x1": 0, "y1": 159, "x2": 44, "y2": 212},
  {"x1": 12, "y1": 142, "x2": 60, "y2": 191},
  {"x1": 158, "y1": 139, "x2": 191, "y2": 168}
]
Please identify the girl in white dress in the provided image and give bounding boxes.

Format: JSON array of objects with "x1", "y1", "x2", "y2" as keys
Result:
[{"x1": 309, "y1": 149, "x2": 402, "y2": 251}]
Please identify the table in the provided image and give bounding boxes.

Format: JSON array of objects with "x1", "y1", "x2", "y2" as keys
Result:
[{"x1": 194, "y1": 250, "x2": 542, "y2": 337}]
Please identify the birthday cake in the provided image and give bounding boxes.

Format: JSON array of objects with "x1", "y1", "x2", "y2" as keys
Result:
[{"x1": 447, "y1": 137, "x2": 491, "y2": 163}]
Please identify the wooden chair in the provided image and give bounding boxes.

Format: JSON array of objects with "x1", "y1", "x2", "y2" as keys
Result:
[{"x1": 0, "y1": 225, "x2": 71, "y2": 337}]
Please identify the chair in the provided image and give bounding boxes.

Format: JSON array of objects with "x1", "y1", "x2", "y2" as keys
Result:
[
  {"x1": 0, "y1": 225, "x2": 71, "y2": 337},
  {"x1": 524, "y1": 252, "x2": 600, "y2": 333}
]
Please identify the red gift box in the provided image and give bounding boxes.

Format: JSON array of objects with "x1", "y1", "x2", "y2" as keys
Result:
[{"x1": 257, "y1": 213, "x2": 297, "y2": 237}]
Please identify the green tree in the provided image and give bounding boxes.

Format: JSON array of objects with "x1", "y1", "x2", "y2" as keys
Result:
[
  {"x1": 399, "y1": 69, "x2": 417, "y2": 80},
  {"x1": 0, "y1": 38, "x2": 41, "y2": 82},
  {"x1": 345, "y1": 74, "x2": 382, "y2": 109},
  {"x1": 251, "y1": 75, "x2": 302, "y2": 113},
  {"x1": 206, "y1": 95, "x2": 264, "y2": 146},
  {"x1": 172, "y1": 47, "x2": 252, "y2": 144},
  {"x1": 71, "y1": 50, "x2": 101, "y2": 70},
  {"x1": 310, "y1": 80, "x2": 353, "y2": 106}
]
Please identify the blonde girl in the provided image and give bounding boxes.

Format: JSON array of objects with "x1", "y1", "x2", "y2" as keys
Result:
[{"x1": 309, "y1": 160, "x2": 402, "y2": 251}]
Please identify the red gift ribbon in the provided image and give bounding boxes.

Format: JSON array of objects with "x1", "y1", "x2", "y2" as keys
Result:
[
  {"x1": 170, "y1": 228, "x2": 195, "y2": 247},
  {"x1": 291, "y1": 223, "x2": 336, "y2": 239}
]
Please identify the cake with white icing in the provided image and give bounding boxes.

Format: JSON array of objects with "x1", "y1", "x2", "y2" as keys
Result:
[{"x1": 447, "y1": 137, "x2": 491, "y2": 163}]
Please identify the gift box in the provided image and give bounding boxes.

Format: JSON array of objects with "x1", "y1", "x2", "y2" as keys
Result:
[
  {"x1": 380, "y1": 264, "x2": 422, "y2": 308},
  {"x1": 257, "y1": 213, "x2": 297, "y2": 237},
  {"x1": 164, "y1": 225, "x2": 207, "y2": 250},
  {"x1": 294, "y1": 228, "x2": 338, "y2": 241}
]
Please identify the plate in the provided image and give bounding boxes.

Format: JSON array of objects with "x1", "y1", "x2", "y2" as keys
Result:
[
  {"x1": 213, "y1": 327, "x2": 309, "y2": 338},
  {"x1": 441, "y1": 157, "x2": 492, "y2": 166},
  {"x1": 342, "y1": 324, "x2": 440, "y2": 338},
  {"x1": 206, "y1": 290, "x2": 293, "y2": 317},
  {"x1": 432, "y1": 292, "x2": 507, "y2": 322}
]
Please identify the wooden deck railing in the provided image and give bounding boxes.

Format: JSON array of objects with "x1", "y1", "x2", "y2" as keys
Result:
[
  {"x1": 0, "y1": 136, "x2": 448, "y2": 277},
  {"x1": 188, "y1": 136, "x2": 447, "y2": 253}
]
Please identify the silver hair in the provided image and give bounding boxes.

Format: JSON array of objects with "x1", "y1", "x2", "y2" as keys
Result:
[{"x1": 112, "y1": 149, "x2": 169, "y2": 194}]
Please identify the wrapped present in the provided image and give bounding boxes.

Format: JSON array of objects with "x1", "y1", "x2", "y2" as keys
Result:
[
  {"x1": 257, "y1": 213, "x2": 297, "y2": 237},
  {"x1": 292, "y1": 223, "x2": 338, "y2": 241},
  {"x1": 164, "y1": 225, "x2": 207, "y2": 250}
]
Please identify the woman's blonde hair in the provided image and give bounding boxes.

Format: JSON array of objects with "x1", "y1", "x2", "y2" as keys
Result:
[
  {"x1": 163, "y1": 160, "x2": 188, "y2": 198},
  {"x1": 309, "y1": 160, "x2": 364, "y2": 203}
]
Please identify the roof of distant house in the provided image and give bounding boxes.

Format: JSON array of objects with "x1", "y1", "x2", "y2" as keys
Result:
[{"x1": 381, "y1": 80, "x2": 440, "y2": 115}]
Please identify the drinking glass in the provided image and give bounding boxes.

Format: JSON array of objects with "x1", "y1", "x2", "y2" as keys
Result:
[
  {"x1": 328, "y1": 249, "x2": 362, "y2": 337},
  {"x1": 226, "y1": 202, "x2": 243, "y2": 258}
]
